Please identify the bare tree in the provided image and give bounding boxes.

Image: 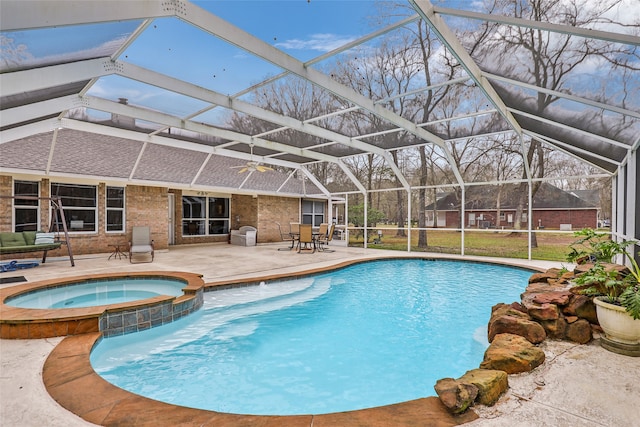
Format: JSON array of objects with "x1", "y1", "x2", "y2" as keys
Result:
[
  {"x1": 467, "y1": 0, "x2": 634, "y2": 240},
  {"x1": 0, "y1": 35, "x2": 32, "y2": 70},
  {"x1": 409, "y1": 19, "x2": 460, "y2": 247},
  {"x1": 332, "y1": 32, "x2": 428, "y2": 236}
]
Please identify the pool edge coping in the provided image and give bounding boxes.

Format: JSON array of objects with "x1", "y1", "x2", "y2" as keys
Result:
[
  {"x1": 44, "y1": 332, "x2": 479, "y2": 427},
  {"x1": 203, "y1": 254, "x2": 545, "y2": 290}
]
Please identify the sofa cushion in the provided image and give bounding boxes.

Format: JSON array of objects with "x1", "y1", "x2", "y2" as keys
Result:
[
  {"x1": 22, "y1": 231, "x2": 37, "y2": 245},
  {"x1": 0, "y1": 232, "x2": 27, "y2": 247},
  {"x1": 35, "y1": 232, "x2": 56, "y2": 245}
]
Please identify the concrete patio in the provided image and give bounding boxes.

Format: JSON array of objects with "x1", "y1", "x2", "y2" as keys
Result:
[{"x1": 1, "y1": 243, "x2": 638, "y2": 426}]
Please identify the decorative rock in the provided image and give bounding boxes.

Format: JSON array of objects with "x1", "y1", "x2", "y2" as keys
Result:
[
  {"x1": 538, "y1": 317, "x2": 568, "y2": 339},
  {"x1": 458, "y1": 369, "x2": 508, "y2": 406},
  {"x1": 563, "y1": 294, "x2": 598, "y2": 325},
  {"x1": 574, "y1": 263, "x2": 596, "y2": 274},
  {"x1": 532, "y1": 291, "x2": 571, "y2": 305},
  {"x1": 524, "y1": 282, "x2": 565, "y2": 295},
  {"x1": 528, "y1": 269, "x2": 561, "y2": 284},
  {"x1": 488, "y1": 310, "x2": 547, "y2": 344},
  {"x1": 507, "y1": 301, "x2": 528, "y2": 313},
  {"x1": 480, "y1": 333, "x2": 545, "y2": 374},
  {"x1": 491, "y1": 303, "x2": 532, "y2": 319},
  {"x1": 546, "y1": 278, "x2": 562, "y2": 286},
  {"x1": 434, "y1": 377, "x2": 479, "y2": 414},
  {"x1": 528, "y1": 302, "x2": 560, "y2": 321},
  {"x1": 575, "y1": 263, "x2": 629, "y2": 277},
  {"x1": 565, "y1": 318, "x2": 592, "y2": 344},
  {"x1": 558, "y1": 270, "x2": 575, "y2": 284},
  {"x1": 565, "y1": 315, "x2": 579, "y2": 323}
]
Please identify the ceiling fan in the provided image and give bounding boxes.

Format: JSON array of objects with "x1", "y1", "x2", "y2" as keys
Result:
[{"x1": 231, "y1": 144, "x2": 274, "y2": 174}]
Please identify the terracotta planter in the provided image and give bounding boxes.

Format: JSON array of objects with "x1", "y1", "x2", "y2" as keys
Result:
[{"x1": 594, "y1": 297, "x2": 640, "y2": 345}]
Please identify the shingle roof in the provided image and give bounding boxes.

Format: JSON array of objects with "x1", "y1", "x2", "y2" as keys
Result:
[
  {"x1": 0, "y1": 129, "x2": 320, "y2": 196},
  {"x1": 427, "y1": 183, "x2": 598, "y2": 211}
]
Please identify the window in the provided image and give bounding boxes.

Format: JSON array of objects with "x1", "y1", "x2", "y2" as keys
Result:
[
  {"x1": 106, "y1": 186, "x2": 125, "y2": 232},
  {"x1": 208, "y1": 197, "x2": 230, "y2": 235},
  {"x1": 302, "y1": 200, "x2": 325, "y2": 226},
  {"x1": 182, "y1": 195, "x2": 230, "y2": 236},
  {"x1": 51, "y1": 183, "x2": 96, "y2": 232},
  {"x1": 14, "y1": 180, "x2": 39, "y2": 232}
]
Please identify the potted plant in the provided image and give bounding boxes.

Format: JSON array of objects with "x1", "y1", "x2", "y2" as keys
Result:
[
  {"x1": 567, "y1": 229, "x2": 640, "y2": 353},
  {"x1": 567, "y1": 228, "x2": 628, "y2": 264}
]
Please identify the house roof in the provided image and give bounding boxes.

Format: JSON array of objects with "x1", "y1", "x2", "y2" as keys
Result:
[
  {"x1": 0, "y1": 129, "x2": 320, "y2": 197},
  {"x1": 427, "y1": 183, "x2": 599, "y2": 211},
  {"x1": 1, "y1": 1, "x2": 638, "y2": 197}
]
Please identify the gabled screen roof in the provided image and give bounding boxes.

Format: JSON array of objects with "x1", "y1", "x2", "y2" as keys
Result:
[{"x1": 1, "y1": 0, "x2": 638, "y2": 196}]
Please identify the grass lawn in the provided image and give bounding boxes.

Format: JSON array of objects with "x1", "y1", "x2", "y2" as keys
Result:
[{"x1": 348, "y1": 227, "x2": 577, "y2": 262}]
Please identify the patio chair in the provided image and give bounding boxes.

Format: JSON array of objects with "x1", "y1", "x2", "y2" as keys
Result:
[
  {"x1": 297, "y1": 223, "x2": 315, "y2": 253},
  {"x1": 317, "y1": 224, "x2": 335, "y2": 252},
  {"x1": 129, "y1": 226, "x2": 154, "y2": 263},
  {"x1": 315, "y1": 223, "x2": 328, "y2": 249},
  {"x1": 276, "y1": 222, "x2": 296, "y2": 251},
  {"x1": 290, "y1": 222, "x2": 300, "y2": 235}
]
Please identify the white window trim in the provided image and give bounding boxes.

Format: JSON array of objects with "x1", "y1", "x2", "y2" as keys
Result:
[
  {"x1": 51, "y1": 182, "x2": 98, "y2": 234},
  {"x1": 105, "y1": 186, "x2": 125, "y2": 233},
  {"x1": 301, "y1": 199, "x2": 326, "y2": 226},
  {"x1": 13, "y1": 180, "x2": 40, "y2": 232},
  {"x1": 181, "y1": 195, "x2": 231, "y2": 237}
]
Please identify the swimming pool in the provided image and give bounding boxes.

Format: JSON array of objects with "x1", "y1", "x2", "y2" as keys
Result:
[
  {"x1": 6, "y1": 278, "x2": 186, "y2": 309},
  {"x1": 91, "y1": 259, "x2": 532, "y2": 415}
]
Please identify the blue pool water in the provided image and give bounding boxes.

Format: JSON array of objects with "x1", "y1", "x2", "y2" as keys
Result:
[
  {"x1": 7, "y1": 278, "x2": 185, "y2": 309},
  {"x1": 90, "y1": 259, "x2": 532, "y2": 415}
]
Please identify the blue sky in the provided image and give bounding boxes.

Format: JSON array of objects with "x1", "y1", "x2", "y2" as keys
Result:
[
  {"x1": 200, "y1": 0, "x2": 374, "y2": 54},
  {"x1": 101, "y1": 1, "x2": 389, "y2": 119},
  {"x1": 123, "y1": 1, "x2": 382, "y2": 94}
]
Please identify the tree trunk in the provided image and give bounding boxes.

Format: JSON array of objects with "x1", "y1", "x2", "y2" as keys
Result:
[
  {"x1": 395, "y1": 188, "x2": 406, "y2": 237},
  {"x1": 418, "y1": 187, "x2": 427, "y2": 247},
  {"x1": 417, "y1": 146, "x2": 428, "y2": 248}
]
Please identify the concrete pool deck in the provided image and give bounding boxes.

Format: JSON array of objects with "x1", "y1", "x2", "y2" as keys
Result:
[{"x1": 1, "y1": 243, "x2": 638, "y2": 426}]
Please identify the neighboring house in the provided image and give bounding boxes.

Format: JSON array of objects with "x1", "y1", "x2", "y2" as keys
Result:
[{"x1": 425, "y1": 183, "x2": 599, "y2": 230}]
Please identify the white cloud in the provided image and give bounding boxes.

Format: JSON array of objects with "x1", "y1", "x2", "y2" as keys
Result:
[{"x1": 276, "y1": 33, "x2": 359, "y2": 52}]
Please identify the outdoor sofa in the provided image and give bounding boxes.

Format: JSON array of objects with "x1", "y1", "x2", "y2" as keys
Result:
[
  {"x1": 0, "y1": 231, "x2": 62, "y2": 263},
  {"x1": 230, "y1": 226, "x2": 257, "y2": 246}
]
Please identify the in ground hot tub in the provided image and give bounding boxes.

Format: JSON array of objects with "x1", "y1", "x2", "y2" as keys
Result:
[
  {"x1": 6, "y1": 277, "x2": 186, "y2": 309},
  {"x1": 0, "y1": 272, "x2": 205, "y2": 339}
]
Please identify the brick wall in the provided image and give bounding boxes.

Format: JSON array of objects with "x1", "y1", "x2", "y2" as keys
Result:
[
  {"x1": 2, "y1": 175, "x2": 305, "y2": 256},
  {"x1": 444, "y1": 209, "x2": 597, "y2": 230},
  {"x1": 232, "y1": 194, "x2": 258, "y2": 231},
  {"x1": 0, "y1": 175, "x2": 12, "y2": 231},
  {"x1": 125, "y1": 185, "x2": 169, "y2": 249},
  {"x1": 256, "y1": 196, "x2": 300, "y2": 242},
  {"x1": 0, "y1": 177, "x2": 170, "y2": 259},
  {"x1": 58, "y1": 184, "x2": 169, "y2": 256},
  {"x1": 445, "y1": 211, "x2": 461, "y2": 228},
  {"x1": 534, "y1": 210, "x2": 597, "y2": 230}
]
